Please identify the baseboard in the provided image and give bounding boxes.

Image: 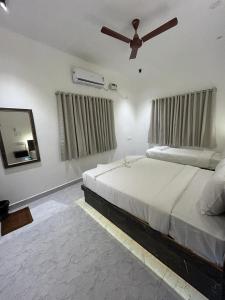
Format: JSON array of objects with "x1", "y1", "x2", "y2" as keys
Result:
[{"x1": 10, "y1": 178, "x2": 83, "y2": 210}]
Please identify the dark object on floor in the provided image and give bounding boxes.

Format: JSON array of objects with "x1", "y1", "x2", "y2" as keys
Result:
[
  {"x1": 82, "y1": 184, "x2": 225, "y2": 300},
  {"x1": 1, "y1": 207, "x2": 33, "y2": 236},
  {"x1": 0, "y1": 200, "x2": 10, "y2": 221}
]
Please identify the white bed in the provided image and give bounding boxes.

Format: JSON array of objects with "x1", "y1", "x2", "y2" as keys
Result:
[
  {"x1": 146, "y1": 146, "x2": 222, "y2": 170},
  {"x1": 169, "y1": 169, "x2": 225, "y2": 266},
  {"x1": 83, "y1": 156, "x2": 225, "y2": 267}
]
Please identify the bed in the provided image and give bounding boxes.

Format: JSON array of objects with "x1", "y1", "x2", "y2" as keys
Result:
[
  {"x1": 82, "y1": 156, "x2": 225, "y2": 300},
  {"x1": 146, "y1": 146, "x2": 222, "y2": 170}
]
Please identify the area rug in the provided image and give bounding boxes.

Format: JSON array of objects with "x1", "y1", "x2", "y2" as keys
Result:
[
  {"x1": 1, "y1": 207, "x2": 33, "y2": 236},
  {"x1": 0, "y1": 202, "x2": 182, "y2": 300}
]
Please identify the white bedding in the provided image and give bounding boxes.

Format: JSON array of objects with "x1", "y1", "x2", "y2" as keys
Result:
[
  {"x1": 170, "y1": 169, "x2": 225, "y2": 266},
  {"x1": 146, "y1": 146, "x2": 221, "y2": 170},
  {"x1": 83, "y1": 156, "x2": 225, "y2": 266},
  {"x1": 83, "y1": 157, "x2": 198, "y2": 234}
]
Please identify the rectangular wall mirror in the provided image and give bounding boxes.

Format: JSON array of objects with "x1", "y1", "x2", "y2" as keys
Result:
[{"x1": 0, "y1": 108, "x2": 41, "y2": 168}]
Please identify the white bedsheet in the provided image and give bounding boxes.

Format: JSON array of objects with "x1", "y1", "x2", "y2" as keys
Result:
[
  {"x1": 83, "y1": 157, "x2": 225, "y2": 265},
  {"x1": 146, "y1": 146, "x2": 221, "y2": 169},
  {"x1": 83, "y1": 157, "x2": 198, "y2": 234},
  {"x1": 169, "y1": 169, "x2": 225, "y2": 267}
]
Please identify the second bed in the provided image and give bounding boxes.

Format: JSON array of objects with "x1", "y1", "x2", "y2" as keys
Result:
[{"x1": 146, "y1": 146, "x2": 222, "y2": 170}]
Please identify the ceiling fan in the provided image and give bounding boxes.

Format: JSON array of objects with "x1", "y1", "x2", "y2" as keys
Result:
[{"x1": 101, "y1": 17, "x2": 178, "y2": 60}]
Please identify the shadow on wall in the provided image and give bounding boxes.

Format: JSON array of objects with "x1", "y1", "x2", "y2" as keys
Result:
[
  {"x1": 1, "y1": 160, "x2": 42, "y2": 175},
  {"x1": 63, "y1": 150, "x2": 116, "y2": 175}
]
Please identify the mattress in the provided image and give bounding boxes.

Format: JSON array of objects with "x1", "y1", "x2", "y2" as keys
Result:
[
  {"x1": 83, "y1": 156, "x2": 225, "y2": 267},
  {"x1": 83, "y1": 157, "x2": 198, "y2": 234},
  {"x1": 169, "y1": 169, "x2": 225, "y2": 267},
  {"x1": 146, "y1": 146, "x2": 222, "y2": 170}
]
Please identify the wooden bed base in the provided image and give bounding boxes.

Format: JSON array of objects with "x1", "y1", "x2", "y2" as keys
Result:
[{"x1": 81, "y1": 185, "x2": 225, "y2": 300}]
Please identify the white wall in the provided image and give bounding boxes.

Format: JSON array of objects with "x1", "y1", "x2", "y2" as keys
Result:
[
  {"x1": 0, "y1": 28, "x2": 142, "y2": 203},
  {"x1": 1, "y1": 26, "x2": 224, "y2": 204}
]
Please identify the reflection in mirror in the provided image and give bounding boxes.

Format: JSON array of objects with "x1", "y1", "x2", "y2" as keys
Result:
[{"x1": 0, "y1": 108, "x2": 41, "y2": 168}]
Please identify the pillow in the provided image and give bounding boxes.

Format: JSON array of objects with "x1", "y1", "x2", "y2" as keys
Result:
[
  {"x1": 199, "y1": 173, "x2": 225, "y2": 216},
  {"x1": 215, "y1": 158, "x2": 225, "y2": 173}
]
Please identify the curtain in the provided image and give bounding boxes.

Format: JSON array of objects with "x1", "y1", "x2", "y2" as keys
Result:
[
  {"x1": 148, "y1": 88, "x2": 216, "y2": 147},
  {"x1": 56, "y1": 92, "x2": 117, "y2": 160}
]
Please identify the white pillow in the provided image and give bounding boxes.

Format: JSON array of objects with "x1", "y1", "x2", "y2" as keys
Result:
[
  {"x1": 199, "y1": 172, "x2": 225, "y2": 216},
  {"x1": 215, "y1": 158, "x2": 225, "y2": 173}
]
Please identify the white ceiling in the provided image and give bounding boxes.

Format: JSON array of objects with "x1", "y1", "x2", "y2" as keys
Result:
[{"x1": 0, "y1": 0, "x2": 225, "y2": 84}]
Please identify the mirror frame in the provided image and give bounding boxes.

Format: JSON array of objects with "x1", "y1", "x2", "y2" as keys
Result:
[{"x1": 0, "y1": 107, "x2": 41, "y2": 168}]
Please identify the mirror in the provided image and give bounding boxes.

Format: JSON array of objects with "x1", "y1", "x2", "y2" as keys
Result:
[{"x1": 0, "y1": 108, "x2": 41, "y2": 168}]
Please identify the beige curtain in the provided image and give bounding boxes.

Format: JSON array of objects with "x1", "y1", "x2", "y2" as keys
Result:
[
  {"x1": 148, "y1": 88, "x2": 216, "y2": 147},
  {"x1": 56, "y1": 92, "x2": 117, "y2": 160}
]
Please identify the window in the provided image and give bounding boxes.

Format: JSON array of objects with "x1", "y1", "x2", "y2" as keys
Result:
[
  {"x1": 148, "y1": 88, "x2": 216, "y2": 147},
  {"x1": 56, "y1": 92, "x2": 117, "y2": 160}
]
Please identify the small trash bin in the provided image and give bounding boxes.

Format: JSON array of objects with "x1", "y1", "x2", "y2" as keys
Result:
[{"x1": 0, "y1": 200, "x2": 10, "y2": 221}]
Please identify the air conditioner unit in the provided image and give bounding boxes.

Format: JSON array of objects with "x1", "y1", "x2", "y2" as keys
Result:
[{"x1": 72, "y1": 68, "x2": 105, "y2": 88}]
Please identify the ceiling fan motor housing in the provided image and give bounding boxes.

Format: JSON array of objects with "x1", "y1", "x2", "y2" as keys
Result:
[
  {"x1": 130, "y1": 19, "x2": 142, "y2": 49},
  {"x1": 130, "y1": 36, "x2": 142, "y2": 49}
]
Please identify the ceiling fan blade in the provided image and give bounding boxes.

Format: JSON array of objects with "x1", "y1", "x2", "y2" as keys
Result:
[
  {"x1": 130, "y1": 47, "x2": 138, "y2": 59},
  {"x1": 142, "y1": 17, "x2": 178, "y2": 43},
  {"x1": 101, "y1": 26, "x2": 131, "y2": 44}
]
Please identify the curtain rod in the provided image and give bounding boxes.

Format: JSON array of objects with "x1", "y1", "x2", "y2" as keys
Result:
[
  {"x1": 55, "y1": 91, "x2": 113, "y2": 101},
  {"x1": 151, "y1": 87, "x2": 217, "y2": 101}
]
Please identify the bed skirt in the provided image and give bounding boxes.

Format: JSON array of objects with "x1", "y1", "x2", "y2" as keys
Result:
[{"x1": 81, "y1": 184, "x2": 225, "y2": 300}]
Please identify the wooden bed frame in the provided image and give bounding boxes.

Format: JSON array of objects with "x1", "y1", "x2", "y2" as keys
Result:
[{"x1": 82, "y1": 185, "x2": 225, "y2": 300}]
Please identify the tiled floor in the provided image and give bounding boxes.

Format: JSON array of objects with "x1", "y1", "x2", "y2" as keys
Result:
[{"x1": 0, "y1": 182, "x2": 207, "y2": 299}]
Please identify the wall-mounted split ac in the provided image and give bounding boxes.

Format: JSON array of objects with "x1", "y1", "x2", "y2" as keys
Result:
[{"x1": 72, "y1": 68, "x2": 105, "y2": 88}]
